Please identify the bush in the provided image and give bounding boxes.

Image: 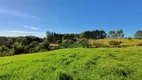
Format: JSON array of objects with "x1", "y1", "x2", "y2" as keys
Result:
[
  {"x1": 136, "y1": 42, "x2": 142, "y2": 46},
  {"x1": 62, "y1": 40, "x2": 74, "y2": 44},
  {"x1": 127, "y1": 37, "x2": 132, "y2": 40},
  {"x1": 25, "y1": 45, "x2": 39, "y2": 53},
  {"x1": 24, "y1": 41, "x2": 50, "y2": 53},
  {"x1": 13, "y1": 42, "x2": 25, "y2": 55},
  {"x1": 68, "y1": 39, "x2": 91, "y2": 48},
  {"x1": 29, "y1": 41, "x2": 39, "y2": 47},
  {"x1": 0, "y1": 46, "x2": 13, "y2": 56},
  {"x1": 92, "y1": 43, "x2": 109, "y2": 48},
  {"x1": 60, "y1": 39, "x2": 91, "y2": 48},
  {"x1": 56, "y1": 40, "x2": 62, "y2": 44},
  {"x1": 0, "y1": 46, "x2": 9, "y2": 52},
  {"x1": 109, "y1": 40, "x2": 123, "y2": 47},
  {"x1": 61, "y1": 40, "x2": 74, "y2": 48},
  {"x1": 79, "y1": 39, "x2": 91, "y2": 48},
  {"x1": 38, "y1": 41, "x2": 50, "y2": 51}
]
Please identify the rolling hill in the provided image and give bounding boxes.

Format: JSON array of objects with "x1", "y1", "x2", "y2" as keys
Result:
[{"x1": 0, "y1": 47, "x2": 142, "y2": 80}]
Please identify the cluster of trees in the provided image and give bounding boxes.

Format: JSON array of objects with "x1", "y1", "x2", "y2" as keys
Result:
[
  {"x1": 107, "y1": 30, "x2": 142, "y2": 39},
  {"x1": 0, "y1": 36, "x2": 49, "y2": 57},
  {"x1": 107, "y1": 30, "x2": 124, "y2": 39},
  {"x1": 46, "y1": 31, "x2": 79, "y2": 43},
  {"x1": 46, "y1": 30, "x2": 107, "y2": 44},
  {"x1": 80, "y1": 30, "x2": 106, "y2": 39},
  {"x1": 135, "y1": 30, "x2": 142, "y2": 39},
  {"x1": 46, "y1": 29, "x2": 125, "y2": 45}
]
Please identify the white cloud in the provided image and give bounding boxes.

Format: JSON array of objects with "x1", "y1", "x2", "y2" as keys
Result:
[
  {"x1": 24, "y1": 25, "x2": 39, "y2": 30},
  {"x1": 2, "y1": 30, "x2": 45, "y2": 38},
  {"x1": 6, "y1": 30, "x2": 43, "y2": 34},
  {"x1": 0, "y1": 8, "x2": 41, "y2": 20}
]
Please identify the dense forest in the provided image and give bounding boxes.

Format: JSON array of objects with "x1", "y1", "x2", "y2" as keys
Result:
[{"x1": 0, "y1": 29, "x2": 142, "y2": 57}]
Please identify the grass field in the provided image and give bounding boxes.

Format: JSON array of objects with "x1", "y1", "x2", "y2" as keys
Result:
[{"x1": 0, "y1": 47, "x2": 142, "y2": 80}]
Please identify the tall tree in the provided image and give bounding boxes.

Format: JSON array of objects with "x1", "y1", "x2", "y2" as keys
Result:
[
  {"x1": 79, "y1": 30, "x2": 106, "y2": 39},
  {"x1": 116, "y1": 29, "x2": 124, "y2": 38},
  {"x1": 134, "y1": 30, "x2": 142, "y2": 39},
  {"x1": 107, "y1": 30, "x2": 124, "y2": 39},
  {"x1": 108, "y1": 30, "x2": 116, "y2": 38}
]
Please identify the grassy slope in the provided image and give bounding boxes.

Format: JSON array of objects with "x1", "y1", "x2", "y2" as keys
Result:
[
  {"x1": 89, "y1": 39, "x2": 142, "y2": 46},
  {"x1": 0, "y1": 47, "x2": 142, "y2": 80}
]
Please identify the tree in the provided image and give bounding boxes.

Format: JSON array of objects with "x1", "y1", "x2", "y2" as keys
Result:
[
  {"x1": 135, "y1": 30, "x2": 142, "y2": 39},
  {"x1": 98, "y1": 30, "x2": 106, "y2": 39},
  {"x1": 108, "y1": 30, "x2": 116, "y2": 38},
  {"x1": 46, "y1": 31, "x2": 79, "y2": 43},
  {"x1": 116, "y1": 29, "x2": 124, "y2": 38},
  {"x1": 0, "y1": 36, "x2": 43, "y2": 56},
  {"x1": 107, "y1": 30, "x2": 124, "y2": 39},
  {"x1": 79, "y1": 30, "x2": 106, "y2": 39},
  {"x1": 46, "y1": 31, "x2": 57, "y2": 43}
]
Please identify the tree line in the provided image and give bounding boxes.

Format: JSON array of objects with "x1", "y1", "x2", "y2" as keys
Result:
[
  {"x1": 46, "y1": 30, "x2": 107, "y2": 43},
  {"x1": 46, "y1": 29, "x2": 126, "y2": 43},
  {"x1": 0, "y1": 36, "x2": 49, "y2": 56},
  {"x1": 0, "y1": 29, "x2": 142, "y2": 57}
]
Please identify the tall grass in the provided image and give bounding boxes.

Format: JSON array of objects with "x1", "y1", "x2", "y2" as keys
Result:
[
  {"x1": 89, "y1": 39, "x2": 142, "y2": 46},
  {"x1": 0, "y1": 47, "x2": 142, "y2": 80}
]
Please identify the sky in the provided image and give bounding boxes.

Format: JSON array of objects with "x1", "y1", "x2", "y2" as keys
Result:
[{"x1": 0, "y1": 0, "x2": 142, "y2": 37}]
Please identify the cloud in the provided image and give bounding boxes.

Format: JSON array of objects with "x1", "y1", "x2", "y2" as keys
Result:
[
  {"x1": 24, "y1": 25, "x2": 39, "y2": 30},
  {"x1": 6, "y1": 30, "x2": 43, "y2": 34},
  {"x1": 2, "y1": 30, "x2": 45, "y2": 38},
  {"x1": 0, "y1": 8, "x2": 41, "y2": 20}
]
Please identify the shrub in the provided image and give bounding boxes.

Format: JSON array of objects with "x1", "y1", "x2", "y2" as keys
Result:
[
  {"x1": 92, "y1": 43, "x2": 109, "y2": 48},
  {"x1": 109, "y1": 40, "x2": 123, "y2": 47},
  {"x1": 29, "y1": 41, "x2": 39, "y2": 47},
  {"x1": 60, "y1": 39, "x2": 91, "y2": 48},
  {"x1": 24, "y1": 41, "x2": 50, "y2": 53},
  {"x1": 62, "y1": 40, "x2": 74, "y2": 44},
  {"x1": 13, "y1": 42, "x2": 25, "y2": 55},
  {"x1": 79, "y1": 39, "x2": 91, "y2": 48},
  {"x1": 33, "y1": 46, "x2": 41, "y2": 52},
  {"x1": 0, "y1": 46, "x2": 13, "y2": 56},
  {"x1": 56, "y1": 40, "x2": 62, "y2": 44},
  {"x1": 127, "y1": 37, "x2": 132, "y2": 40},
  {"x1": 61, "y1": 40, "x2": 74, "y2": 48},
  {"x1": 38, "y1": 41, "x2": 50, "y2": 51},
  {"x1": 24, "y1": 45, "x2": 39, "y2": 53},
  {"x1": 136, "y1": 42, "x2": 142, "y2": 46},
  {"x1": 0, "y1": 46, "x2": 9, "y2": 52}
]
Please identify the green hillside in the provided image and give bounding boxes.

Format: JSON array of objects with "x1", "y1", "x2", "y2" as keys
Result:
[{"x1": 1, "y1": 47, "x2": 142, "y2": 80}]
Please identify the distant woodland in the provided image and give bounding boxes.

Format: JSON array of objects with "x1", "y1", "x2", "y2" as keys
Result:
[{"x1": 0, "y1": 29, "x2": 142, "y2": 57}]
